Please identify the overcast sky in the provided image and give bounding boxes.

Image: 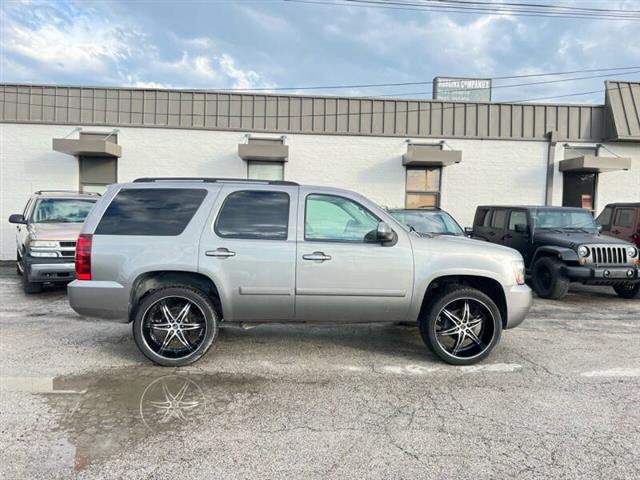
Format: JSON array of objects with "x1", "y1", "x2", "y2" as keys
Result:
[{"x1": 1, "y1": 0, "x2": 639, "y2": 103}]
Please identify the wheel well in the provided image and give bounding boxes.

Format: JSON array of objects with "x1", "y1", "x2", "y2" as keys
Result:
[
  {"x1": 421, "y1": 275, "x2": 508, "y2": 327},
  {"x1": 129, "y1": 271, "x2": 222, "y2": 322}
]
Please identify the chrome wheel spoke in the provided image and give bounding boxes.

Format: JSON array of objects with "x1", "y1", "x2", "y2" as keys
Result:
[
  {"x1": 437, "y1": 325, "x2": 461, "y2": 336},
  {"x1": 158, "y1": 330, "x2": 177, "y2": 353},
  {"x1": 179, "y1": 322, "x2": 205, "y2": 331},
  {"x1": 173, "y1": 328, "x2": 193, "y2": 350},
  {"x1": 461, "y1": 300, "x2": 471, "y2": 322},
  {"x1": 452, "y1": 331, "x2": 467, "y2": 355},
  {"x1": 441, "y1": 308, "x2": 462, "y2": 327},
  {"x1": 466, "y1": 328, "x2": 485, "y2": 348},
  {"x1": 150, "y1": 322, "x2": 173, "y2": 331},
  {"x1": 176, "y1": 302, "x2": 192, "y2": 323}
]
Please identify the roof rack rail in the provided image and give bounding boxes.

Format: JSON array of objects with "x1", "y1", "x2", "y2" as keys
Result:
[
  {"x1": 34, "y1": 190, "x2": 101, "y2": 196},
  {"x1": 133, "y1": 177, "x2": 299, "y2": 186}
]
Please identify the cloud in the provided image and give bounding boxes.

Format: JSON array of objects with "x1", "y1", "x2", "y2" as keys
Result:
[
  {"x1": 0, "y1": 0, "x2": 274, "y2": 90},
  {"x1": 237, "y1": 5, "x2": 292, "y2": 33}
]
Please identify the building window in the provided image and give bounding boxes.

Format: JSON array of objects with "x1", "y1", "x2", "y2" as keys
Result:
[
  {"x1": 79, "y1": 156, "x2": 117, "y2": 194},
  {"x1": 405, "y1": 167, "x2": 441, "y2": 208},
  {"x1": 248, "y1": 161, "x2": 284, "y2": 181}
]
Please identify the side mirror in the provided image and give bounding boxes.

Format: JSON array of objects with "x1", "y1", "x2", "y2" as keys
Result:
[
  {"x1": 376, "y1": 221, "x2": 395, "y2": 244},
  {"x1": 514, "y1": 223, "x2": 528, "y2": 234},
  {"x1": 8, "y1": 214, "x2": 26, "y2": 225},
  {"x1": 464, "y1": 227, "x2": 473, "y2": 236}
]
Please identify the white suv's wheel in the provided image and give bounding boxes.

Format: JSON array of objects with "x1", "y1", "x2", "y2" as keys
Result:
[
  {"x1": 133, "y1": 286, "x2": 219, "y2": 367},
  {"x1": 419, "y1": 287, "x2": 502, "y2": 365}
]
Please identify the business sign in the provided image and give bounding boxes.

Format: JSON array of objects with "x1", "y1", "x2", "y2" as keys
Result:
[{"x1": 433, "y1": 77, "x2": 492, "y2": 102}]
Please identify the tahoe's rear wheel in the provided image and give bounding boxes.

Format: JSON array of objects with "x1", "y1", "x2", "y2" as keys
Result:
[
  {"x1": 419, "y1": 287, "x2": 502, "y2": 365},
  {"x1": 532, "y1": 257, "x2": 570, "y2": 300},
  {"x1": 613, "y1": 282, "x2": 640, "y2": 299},
  {"x1": 133, "y1": 286, "x2": 218, "y2": 367}
]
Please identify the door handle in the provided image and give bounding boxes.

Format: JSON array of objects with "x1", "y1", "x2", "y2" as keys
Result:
[
  {"x1": 302, "y1": 251, "x2": 332, "y2": 261},
  {"x1": 205, "y1": 248, "x2": 236, "y2": 258}
]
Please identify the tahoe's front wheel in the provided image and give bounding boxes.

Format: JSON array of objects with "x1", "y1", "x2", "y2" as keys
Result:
[
  {"x1": 133, "y1": 286, "x2": 219, "y2": 367},
  {"x1": 419, "y1": 287, "x2": 502, "y2": 365}
]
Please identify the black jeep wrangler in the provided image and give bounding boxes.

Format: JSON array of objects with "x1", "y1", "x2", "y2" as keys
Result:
[{"x1": 470, "y1": 206, "x2": 640, "y2": 300}]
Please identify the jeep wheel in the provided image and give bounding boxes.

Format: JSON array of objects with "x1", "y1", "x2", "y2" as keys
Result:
[
  {"x1": 419, "y1": 287, "x2": 502, "y2": 365},
  {"x1": 133, "y1": 286, "x2": 219, "y2": 367},
  {"x1": 613, "y1": 283, "x2": 640, "y2": 299},
  {"x1": 532, "y1": 257, "x2": 570, "y2": 300}
]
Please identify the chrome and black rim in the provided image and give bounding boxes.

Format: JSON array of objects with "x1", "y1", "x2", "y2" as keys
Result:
[
  {"x1": 435, "y1": 298, "x2": 496, "y2": 359},
  {"x1": 142, "y1": 297, "x2": 207, "y2": 359}
]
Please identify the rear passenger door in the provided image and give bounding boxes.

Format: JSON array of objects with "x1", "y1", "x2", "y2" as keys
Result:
[{"x1": 199, "y1": 185, "x2": 298, "y2": 322}]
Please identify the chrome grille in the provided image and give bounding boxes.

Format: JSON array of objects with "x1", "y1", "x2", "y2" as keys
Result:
[{"x1": 590, "y1": 246, "x2": 628, "y2": 265}]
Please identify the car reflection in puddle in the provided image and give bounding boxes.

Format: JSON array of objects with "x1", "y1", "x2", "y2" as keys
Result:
[{"x1": 43, "y1": 369, "x2": 263, "y2": 471}]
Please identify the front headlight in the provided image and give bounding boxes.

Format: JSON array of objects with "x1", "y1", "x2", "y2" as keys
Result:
[
  {"x1": 512, "y1": 260, "x2": 526, "y2": 285},
  {"x1": 628, "y1": 247, "x2": 638, "y2": 258},
  {"x1": 30, "y1": 240, "x2": 58, "y2": 248},
  {"x1": 577, "y1": 245, "x2": 589, "y2": 257}
]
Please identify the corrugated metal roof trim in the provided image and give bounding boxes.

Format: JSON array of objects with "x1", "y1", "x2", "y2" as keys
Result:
[
  {"x1": 604, "y1": 81, "x2": 640, "y2": 140},
  {"x1": 0, "y1": 82, "x2": 608, "y2": 142}
]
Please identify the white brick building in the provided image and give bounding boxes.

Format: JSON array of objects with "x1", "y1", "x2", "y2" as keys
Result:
[{"x1": 1, "y1": 81, "x2": 639, "y2": 260}]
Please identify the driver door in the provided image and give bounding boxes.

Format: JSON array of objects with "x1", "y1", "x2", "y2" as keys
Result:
[{"x1": 294, "y1": 189, "x2": 414, "y2": 322}]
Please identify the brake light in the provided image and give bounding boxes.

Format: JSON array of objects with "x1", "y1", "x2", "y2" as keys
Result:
[{"x1": 75, "y1": 234, "x2": 93, "y2": 280}]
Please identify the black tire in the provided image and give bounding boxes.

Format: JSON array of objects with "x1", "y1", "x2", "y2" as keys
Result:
[
  {"x1": 16, "y1": 251, "x2": 22, "y2": 276},
  {"x1": 22, "y1": 270, "x2": 43, "y2": 294},
  {"x1": 132, "y1": 286, "x2": 219, "y2": 367},
  {"x1": 613, "y1": 283, "x2": 640, "y2": 299},
  {"x1": 419, "y1": 287, "x2": 502, "y2": 366},
  {"x1": 532, "y1": 257, "x2": 570, "y2": 300}
]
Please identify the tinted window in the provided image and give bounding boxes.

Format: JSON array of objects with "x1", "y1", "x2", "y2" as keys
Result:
[
  {"x1": 491, "y1": 210, "x2": 507, "y2": 229},
  {"x1": 96, "y1": 188, "x2": 207, "y2": 236},
  {"x1": 306, "y1": 194, "x2": 379, "y2": 242},
  {"x1": 596, "y1": 207, "x2": 613, "y2": 228},
  {"x1": 215, "y1": 190, "x2": 289, "y2": 240},
  {"x1": 614, "y1": 208, "x2": 635, "y2": 228},
  {"x1": 508, "y1": 211, "x2": 528, "y2": 231},
  {"x1": 474, "y1": 208, "x2": 490, "y2": 227}
]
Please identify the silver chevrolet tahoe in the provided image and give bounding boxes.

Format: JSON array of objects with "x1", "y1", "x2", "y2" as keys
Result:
[
  {"x1": 68, "y1": 178, "x2": 532, "y2": 366},
  {"x1": 9, "y1": 191, "x2": 99, "y2": 293}
]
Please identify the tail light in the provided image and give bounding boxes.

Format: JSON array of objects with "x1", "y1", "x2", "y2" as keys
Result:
[{"x1": 75, "y1": 234, "x2": 93, "y2": 280}]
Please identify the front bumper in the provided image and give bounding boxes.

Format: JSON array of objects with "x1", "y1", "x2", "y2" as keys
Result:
[
  {"x1": 68, "y1": 280, "x2": 129, "y2": 321},
  {"x1": 504, "y1": 284, "x2": 532, "y2": 329},
  {"x1": 24, "y1": 257, "x2": 75, "y2": 283},
  {"x1": 561, "y1": 265, "x2": 639, "y2": 284}
]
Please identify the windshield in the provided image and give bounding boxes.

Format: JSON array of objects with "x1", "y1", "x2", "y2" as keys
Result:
[
  {"x1": 32, "y1": 198, "x2": 96, "y2": 223},
  {"x1": 389, "y1": 210, "x2": 464, "y2": 235},
  {"x1": 532, "y1": 209, "x2": 597, "y2": 231}
]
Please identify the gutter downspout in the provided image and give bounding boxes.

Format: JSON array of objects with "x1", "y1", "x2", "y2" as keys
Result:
[{"x1": 544, "y1": 130, "x2": 557, "y2": 206}]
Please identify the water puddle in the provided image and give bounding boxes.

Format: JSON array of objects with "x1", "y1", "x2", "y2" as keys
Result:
[{"x1": 36, "y1": 368, "x2": 265, "y2": 471}]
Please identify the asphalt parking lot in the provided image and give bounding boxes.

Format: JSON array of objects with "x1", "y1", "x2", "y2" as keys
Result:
[{"x1": 1, "y1": 262, "x2": 639, "y2": 479}]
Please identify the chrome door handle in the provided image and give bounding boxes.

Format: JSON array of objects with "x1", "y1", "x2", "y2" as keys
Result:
[
  {"x1": 302, "y1": 251, "x2": 332, "y2": 261},
  {"x1": 206, "y1": 248, "x2": 236, "y2": 258}
]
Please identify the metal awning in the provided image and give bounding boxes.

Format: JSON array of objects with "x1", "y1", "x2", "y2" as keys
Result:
[
  {"x1": 238, "y1": 138, "x2": 288, "y2": 162},
  {"x1": 559, "y1": 155, "x2": 631, "y2": 173},
  {"x1": 52, "y1": 138, "x2": 122, "y2": 158},
  {"x1": 402, "y1": 144, "x2": 462, "y2": 167}
]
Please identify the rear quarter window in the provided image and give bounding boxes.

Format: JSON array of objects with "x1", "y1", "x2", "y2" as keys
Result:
[{"x1": 95, "y1": 188, "x2": 207, "y2": 236}]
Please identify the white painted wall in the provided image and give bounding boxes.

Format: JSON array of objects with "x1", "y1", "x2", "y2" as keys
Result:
[
  {"x1": 595, "y1": 143, "x2": 640, "y2": 215},
  {"x1": 1, "y1": 122, "x2": 638, "y2": 261}
]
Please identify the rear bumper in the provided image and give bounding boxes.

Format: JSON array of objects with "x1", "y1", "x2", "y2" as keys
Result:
[
  {"x1": 67, "y1": 280, "x2": 129, "y2": 321},
  {"x1": 25, "y1": 257, "x2": 75, "y2": 283},
  {"x1": 504, "y1": 284, "x2": 532, "y2": 329},
  {"x1": 562, "y1": 265, "x2": 639, "y2": 284}
]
